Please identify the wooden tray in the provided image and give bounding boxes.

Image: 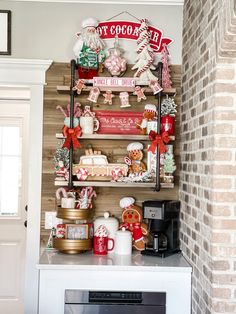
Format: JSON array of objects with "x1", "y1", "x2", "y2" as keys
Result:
[
  {"x1": 57, "y1": 208, "x2": 93, "y2": 220},
  {"x1": 53, "y1": 238, "x2": 92, "y2": 254}
]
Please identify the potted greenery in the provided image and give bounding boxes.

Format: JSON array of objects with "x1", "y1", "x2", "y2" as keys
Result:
[
  {"x1": 160, "y1": 96, "x2": 177, "y2": 136},
  {"x1": 163, "y1": 152, "x2": 176, "y2": 183}
]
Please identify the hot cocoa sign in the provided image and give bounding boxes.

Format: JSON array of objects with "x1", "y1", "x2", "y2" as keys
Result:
[{"x1": 97, "y1": 21, "x2": 173, "y2": 53}]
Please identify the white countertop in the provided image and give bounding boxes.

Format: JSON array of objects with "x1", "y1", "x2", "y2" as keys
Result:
[{"x1": 37, "y1": 249, "x2": 192, "y2": 273}]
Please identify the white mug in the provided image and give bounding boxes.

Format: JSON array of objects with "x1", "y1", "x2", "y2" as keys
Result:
[
  {"x1": 115, "y1": 228, "x2": 132, "y2": 255},
  {"x1": 61, "y1": 197, "x2": 75, "y2": 209},
  {"x1": 80, "y1": 116, "x2": 99, "y2": 134},
  {"x1": 147, "y1": 121, "x2": 158, "y2": 134}
]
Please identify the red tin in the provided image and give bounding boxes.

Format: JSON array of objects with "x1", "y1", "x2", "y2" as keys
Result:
[{"x1": 161, "y1": 115, "x2": 175, "y2": 136}]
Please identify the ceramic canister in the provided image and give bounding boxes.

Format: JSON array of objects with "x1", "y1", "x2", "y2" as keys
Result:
[
  {"x1": 93, "y1": 212, "x2": 119, "y2": 253},
  {"x1": 114, "y1": 228, "x2": 132, "y2": 256}
]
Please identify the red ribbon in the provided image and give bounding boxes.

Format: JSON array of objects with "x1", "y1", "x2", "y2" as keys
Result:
[
  {"x1": 62, "y1": 125, "x2": 82, "y2": 150},
  {"x1": 148, "y1": 130, "x2": 170, "y2": 154}
]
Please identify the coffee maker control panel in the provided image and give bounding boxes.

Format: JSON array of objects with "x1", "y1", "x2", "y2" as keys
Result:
[{"x1": 144, "y1": 206, "x2": 164, "y2": 220}]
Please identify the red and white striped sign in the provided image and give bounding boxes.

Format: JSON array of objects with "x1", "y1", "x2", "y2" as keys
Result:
[{"x1": 97, "y1": 20, "x2": 173, "y2": 53}]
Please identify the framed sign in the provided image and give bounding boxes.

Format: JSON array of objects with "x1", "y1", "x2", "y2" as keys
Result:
[
  {"x1": 65, "y1": 224, "x2": 88, "y2": 240},
  {"x1": 0, "y1": 10, "x2": 11, "y2": 55}
]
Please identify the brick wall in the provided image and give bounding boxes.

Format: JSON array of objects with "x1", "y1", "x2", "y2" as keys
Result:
[{"x1": 180, "y1": 0, "x2": 236, "y2": 313}]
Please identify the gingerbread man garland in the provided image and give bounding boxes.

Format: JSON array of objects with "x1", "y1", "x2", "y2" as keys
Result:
[
  {"x1": 103, "y1": 90, "x2": 115, "y2": 105},
  {"x1": 133, "y1": 86, "x2": 146, "y2": 102},
  {"x1": 72, "y1": 79, "x2": 86, "y2": 95}
]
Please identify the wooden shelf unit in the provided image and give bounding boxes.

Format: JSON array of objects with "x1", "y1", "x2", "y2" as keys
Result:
[
  {"x1": 41, "y1": 63, "x2": 181, "y2": 246},
  {"x1": 54, "y1": 180, "x2": 174, "y2": 189},
  {"x1": 56, "y1": 133, "x2": 175, "y2": 141}
]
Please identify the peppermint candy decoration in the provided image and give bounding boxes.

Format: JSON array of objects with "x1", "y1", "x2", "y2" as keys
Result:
[
  {"x1": 76, "y1": 168, "x2": 88, "y2": 181},
  {"x1": 124, "y1": 156, "x2": 132, "y2": 166},
  {"x1": 94, "y1": 225, "x2": 108, "y2": 237},
  {"x1": 111, "y1": 166, "x2": 124, "y2": 181}
]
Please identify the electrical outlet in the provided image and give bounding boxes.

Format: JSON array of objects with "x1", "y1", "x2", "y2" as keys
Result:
[{"x1": 45, "y1": 211, "x2": 62, "y2": 229}]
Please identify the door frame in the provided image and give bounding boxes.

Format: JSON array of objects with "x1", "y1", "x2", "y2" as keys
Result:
[{"x1": 0, "y1": 58, "x2": 52, "y2": 314}]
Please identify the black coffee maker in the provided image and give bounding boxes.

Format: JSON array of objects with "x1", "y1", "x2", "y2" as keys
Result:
[{"x1": 141, "y1": 200, "x2": 180, "y2": 257}]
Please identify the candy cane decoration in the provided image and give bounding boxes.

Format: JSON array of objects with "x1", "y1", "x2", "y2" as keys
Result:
[
  {"x1": 56, "y1": 105, "x2": 68, "y2": 117},
  {"x1": 85, "y1": 187, "x2": 92, "y2": 197},
  {"x1": 76, "y1": 187, "x2": 97, "y2": 209},
  {"x1": 74, "y1": 102, "x2": 82, "y2": 117},
  {"x1": 132, "y1": 19, "x2": 156, "y2": 81},
  {"x1": 67, "y1": 103, "x2": 70, "y2": 118},
  {"x1": 88, "y1": 190, "x2": 97, "y2": 209},
  {"x1": 79, "y1": 188, "x2": 89, "y2": 209},
  {"x1": 55, "y1": 187, "x2": 68, "y2": 200}
]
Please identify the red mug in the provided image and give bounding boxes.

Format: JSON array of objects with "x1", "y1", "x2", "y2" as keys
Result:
[
  {"x1": 93, "y1": 236, "x2": 114, "y2": 255},
  {"x1": 161, "y1": 115, "x2": 175, "y2": 135}
]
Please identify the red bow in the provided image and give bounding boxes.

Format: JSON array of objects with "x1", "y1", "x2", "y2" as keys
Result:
[
  {"x1": 148, "y1": 130, "x2": 170, "y2": 154},
  {"x1": 62, "y1": 125, "x2": 82, "y2": 150}
]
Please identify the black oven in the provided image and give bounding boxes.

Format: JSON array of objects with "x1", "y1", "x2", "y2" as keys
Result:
[{"x1": 65, "y1": 290, "x2": 166, "y2": 314}]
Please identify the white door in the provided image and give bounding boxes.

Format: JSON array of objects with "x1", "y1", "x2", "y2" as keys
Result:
[{"x1": 0, "y1": 102, "x2": 29, "y2": 314}]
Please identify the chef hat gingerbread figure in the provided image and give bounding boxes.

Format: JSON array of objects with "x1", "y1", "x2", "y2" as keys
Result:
[
  {"x1": 73, "y1": 17, "x2": 105, "y2": 79},
  {"x1": 138, "y1": 104, "x2": 157, "y2": 135},
  {"x1": 119, "y1": 197, "x2": 148, "y2": 251},
  {"x1": 126, "y1": 142, "x2": 146, "y2": 175}
]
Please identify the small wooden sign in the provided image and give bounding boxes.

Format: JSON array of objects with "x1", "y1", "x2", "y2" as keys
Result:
[{"x1": 93, "y1": 77, "x2": 135, "y2": 88}]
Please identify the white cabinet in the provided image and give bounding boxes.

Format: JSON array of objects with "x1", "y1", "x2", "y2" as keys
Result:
[{"x1": 37, "y1": 250, "x2": 192, "y2": 314}]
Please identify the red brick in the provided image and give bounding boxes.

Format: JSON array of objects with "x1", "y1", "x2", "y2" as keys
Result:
[
  {"x1": 213, "y1": 219, "x2": 236, "y2": 229},
  {"x1": 212, "y1": 260, "x2": 230, "y2": 271},
  {"x1": 212, "y1": 192, "x2": 236, "y2": 202},
  {"x1": 212, "y1": 232, "x2": 231, "y2": 243},
  {"x1": 214, "y1": 96, "x2": 234, "y2": 107},
  {"x1": 212, "y1": 287, "x2": 231, "y2": 298},
  {"x1": 215, "y1": 68, "x2": 235, "y2": 80}
]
